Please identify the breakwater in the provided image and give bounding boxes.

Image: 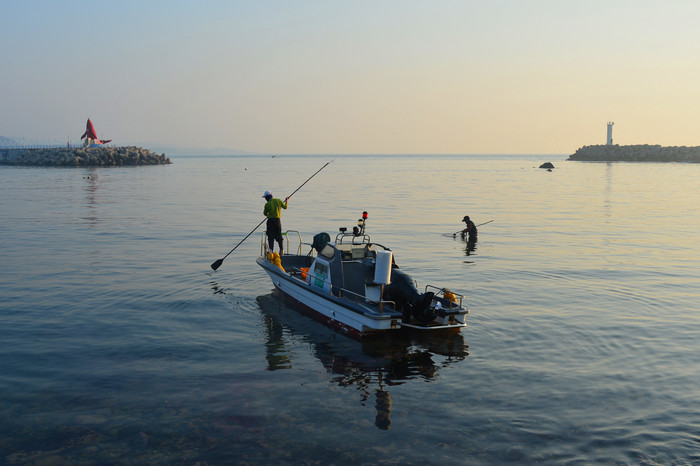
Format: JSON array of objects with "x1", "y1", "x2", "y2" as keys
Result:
[
  {"x1": 568, "y1": 144, "x2": 700, "y2": 162},
  {"x1": 0, "y1": 146, "x2": 171, "y2": 167}
]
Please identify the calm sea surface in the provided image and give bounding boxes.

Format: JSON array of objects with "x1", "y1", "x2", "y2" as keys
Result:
[{"x1": 1, "y1": 155, "x2": 699, "y2": 464}]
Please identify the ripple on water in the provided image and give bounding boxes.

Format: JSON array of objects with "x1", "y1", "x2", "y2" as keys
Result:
[{"x1": 2, "y1": 157, "x2": 700, "y2": 464}]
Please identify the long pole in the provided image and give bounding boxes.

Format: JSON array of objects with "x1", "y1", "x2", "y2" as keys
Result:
[
  {"x1": 452, "y1": 219, "x2": 494, "y2": 236},
  {"x1": 210, "y1": 161, "x2": 332, "y2": 271}
]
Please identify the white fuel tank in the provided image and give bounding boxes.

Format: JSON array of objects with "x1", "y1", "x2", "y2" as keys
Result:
[{"x1": 374, "y1": 250, "x2": 392, "y2": 285}]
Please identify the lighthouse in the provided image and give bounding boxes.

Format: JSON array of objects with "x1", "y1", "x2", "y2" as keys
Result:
[{"x1": 606, "y1": 122, "x2": 614, "y2": 145}]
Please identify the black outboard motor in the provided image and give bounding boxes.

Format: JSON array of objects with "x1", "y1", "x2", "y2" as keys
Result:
[
  {"x1": 384, "y1": 268, "x2": 436, "y2": 324},
  {"x1": 312, "y1": 232, "x2": 331, "y2": 253}
]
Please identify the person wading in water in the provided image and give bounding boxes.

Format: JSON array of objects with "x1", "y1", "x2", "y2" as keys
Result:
[
  {"x1": 461, "y1": 215, "x2": 478, "y2": 251},
  {"x1": 262, "y1": 190, "x2": 289, "y2": 255}
]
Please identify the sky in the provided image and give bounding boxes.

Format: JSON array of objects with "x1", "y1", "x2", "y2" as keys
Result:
[{"x1": 1, "y1": 0, "x2": 699, "y2": 154}]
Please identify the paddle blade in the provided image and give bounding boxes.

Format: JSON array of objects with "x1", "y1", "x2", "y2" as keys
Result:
[{"x1": 211, "y1": 258, "x2": 224, "y2": 271}]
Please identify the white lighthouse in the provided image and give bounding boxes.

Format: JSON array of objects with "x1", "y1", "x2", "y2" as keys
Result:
[{"x1": 606, "y1": 122, "x2": 614, "y2": 145}]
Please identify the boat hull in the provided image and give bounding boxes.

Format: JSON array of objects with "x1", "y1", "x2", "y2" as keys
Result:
[{"x1": 258, "y1": 257, "x2": 402, "y2": 337}]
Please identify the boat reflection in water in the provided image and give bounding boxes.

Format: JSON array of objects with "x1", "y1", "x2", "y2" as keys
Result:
[{"x1": 256, "y1": 291, "x2": 469, "y2": 430}]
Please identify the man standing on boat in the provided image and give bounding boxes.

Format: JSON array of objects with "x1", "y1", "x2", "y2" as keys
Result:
[{"x1": 263, "y1": 190, "x2": 288, "y2": 255}]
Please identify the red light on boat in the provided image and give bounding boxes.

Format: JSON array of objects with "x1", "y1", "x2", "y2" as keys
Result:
[{"x1": 362, "y1": 211, "x2": 368, "y2": 219}]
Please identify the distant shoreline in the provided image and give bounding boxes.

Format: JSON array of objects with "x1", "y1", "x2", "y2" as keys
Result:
[
  {"x1": 568, "y1": 144, "x2": 700, "y2": 162},
  {"x1": 0, "y1": 146, "x2": 171, "y2": 167}
]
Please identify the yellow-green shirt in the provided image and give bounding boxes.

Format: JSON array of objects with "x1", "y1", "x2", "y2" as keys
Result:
[{"x1": 263, "y1": 198, "x2": 287, "y2": 218}]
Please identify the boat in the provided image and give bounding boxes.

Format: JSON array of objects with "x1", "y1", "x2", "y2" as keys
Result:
[{"x1": 256, "y1": 211, "x2": 468, "y2": 338}]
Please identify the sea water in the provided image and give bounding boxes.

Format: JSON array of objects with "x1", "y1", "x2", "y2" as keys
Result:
[{"x1": 1, "y1": 155, "x2": 699, "y2": 464}]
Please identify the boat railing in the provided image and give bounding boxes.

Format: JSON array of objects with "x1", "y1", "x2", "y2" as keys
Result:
[
  {"x1": 335, "y1": 232, "x2": 371, "y2": 246},
  {"x1": 260, "y1": 230, "x2": 304, "y2": 256},
  {"x1": 337, "y1": 287, "x2": 396, "y2": 313},
  {"x1": 284, "y1": 230, "x2": 303, "y2": 255},
  {"x1": 336, "y1": 241, "x2": 391, "y2": 262},
  {"x1": 425, "y1": 284, "x2": 464, "y2": 309},
  {"x1": 283, "y1": 267, "x2": 396, "y2": 312}
]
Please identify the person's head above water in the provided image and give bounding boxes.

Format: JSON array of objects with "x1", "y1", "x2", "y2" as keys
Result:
[{"x1": 262, "y1": 190, "x2": 273, "y2": 201}]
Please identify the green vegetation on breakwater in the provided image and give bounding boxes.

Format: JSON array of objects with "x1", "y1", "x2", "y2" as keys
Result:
[{"x1": 0, "y1": 146, "x2": 171, "y2": 167}]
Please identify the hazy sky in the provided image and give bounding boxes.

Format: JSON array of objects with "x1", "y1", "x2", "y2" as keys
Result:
[{"x1": 1, "y1": 1, "x2": 699, "y2": 154}]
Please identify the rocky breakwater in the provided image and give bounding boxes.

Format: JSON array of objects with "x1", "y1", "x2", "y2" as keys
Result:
[
  {"x1": 0, "y1": 146, "x2": 171, "y2": 167},
  {"x1": 568, "y1": 144, "x2": 700, "y2": 163}
]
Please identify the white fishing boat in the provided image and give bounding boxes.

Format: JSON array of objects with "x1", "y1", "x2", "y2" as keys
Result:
[{"x1": 256, "y1": 212, "x2": 468, "y2": 338}]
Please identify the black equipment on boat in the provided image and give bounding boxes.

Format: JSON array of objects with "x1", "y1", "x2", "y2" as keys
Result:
[
  {"x1": 312, "y1": 232, "x2": 331, "y2": 254},
  {"x1": 384, "y1": 268, "x2": 436, "y2": 324}
]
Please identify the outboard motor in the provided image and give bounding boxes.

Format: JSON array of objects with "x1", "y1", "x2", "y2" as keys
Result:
[
  {"x1": 312, "y1": 232, "x2": 331, "y2": 254},
  {"x1": 384, "y1": 268, "x2": 436, "y2": 324}
]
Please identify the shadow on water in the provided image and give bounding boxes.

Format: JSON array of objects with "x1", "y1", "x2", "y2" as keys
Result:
[
  {"x1": 81, "y1": 168, "x2": 100, "y2": 227},
  {"x1": 444, "y1": 231, "x2": 477, "y2": 256},
  {"x1": 464, "y1": 237, "x2": 477, "y2": 256},
  {"x1": 256, "y1": 290, "x2": 469, "y2": 430}
]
